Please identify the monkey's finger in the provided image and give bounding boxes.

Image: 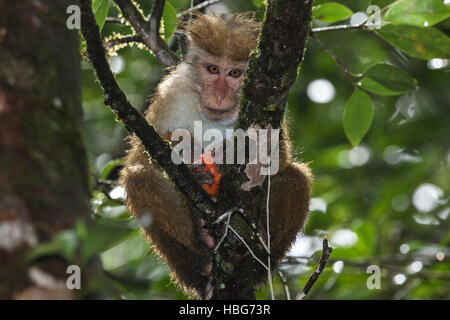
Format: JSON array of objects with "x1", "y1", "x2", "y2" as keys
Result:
[{"x1": 194, "y1": 171, "x2": 215, "y2": 184}]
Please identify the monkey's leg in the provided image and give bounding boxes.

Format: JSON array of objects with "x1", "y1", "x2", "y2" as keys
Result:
[
  {"x1": 121, "y1": 162, "x2": 213, "y2": 298},
  {"x1": 268, "y1": 161, "x2": 312, "y2": 266},
  {"x1": 148, "y1": 224, "x2": 211, "y2": 299},
  {"x1": 120, "y1": 161, "x2": 205, "y2": 255}
]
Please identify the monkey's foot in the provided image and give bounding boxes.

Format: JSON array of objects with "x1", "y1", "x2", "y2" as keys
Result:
[{"x1": 198, "y1": 218, "x2": 214, "y2": 249}]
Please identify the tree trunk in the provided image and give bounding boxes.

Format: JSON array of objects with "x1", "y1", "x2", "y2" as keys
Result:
[
  {"x1": 0, "y1": 0, "x2": 89, "y2": 299},
  {"x1": 212, "y1": 0, "x2": 313, "y2": 299}
]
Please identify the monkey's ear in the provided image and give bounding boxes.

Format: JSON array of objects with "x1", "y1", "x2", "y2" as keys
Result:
[{"x1": 174, "y1": 32, "x2": 189, "y2": 58}]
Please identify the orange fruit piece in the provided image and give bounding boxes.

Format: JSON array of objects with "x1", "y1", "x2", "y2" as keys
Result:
[{"x1": 200, "y1": 152, "x2": 222, "y2": 196}]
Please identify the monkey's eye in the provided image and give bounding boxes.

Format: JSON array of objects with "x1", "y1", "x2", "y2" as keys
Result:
[
  {"x1": 206, "y1": 65, "x2": 220, "y2": 74},
  {"x1": 228, "y1": 69, "x2": 242, "y2": 78}
]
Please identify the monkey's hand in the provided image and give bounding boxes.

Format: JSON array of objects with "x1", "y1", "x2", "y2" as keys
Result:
[
  {"x1": 189, "y1": 152, "x2": 222, "y2": 196},
  {"x1": 188, "y1": 163, "x2": 215, "y2": 185},
  {"x1": 187, "y1": 153, "x2": 219, "y2": 249}
]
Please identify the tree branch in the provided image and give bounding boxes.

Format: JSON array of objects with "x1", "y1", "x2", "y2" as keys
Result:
[
  {"x1": 108, "y1": 1, "x2": 223, "y2": 25},
  {"x1": 79, "y1": 0, "x2": 216, "y2": 224},
  {"x1": 149, "y1": 0, "x2": 164, "y2": 38},
  {"x1": 310, "y1": 32, "x2": 357, "y2": 83},
  {"x1": 237, "y1": 0, "x2": 313, "y2": 130},
  {"x1": 105, "y1": 17, "x2": 124, "y2": 24},
  {"x1": 104, "y1": 35, "x2": 142, "y2": 49},
  {"x1": 278, "y1": 270, "x2": 291, "y2": 300},
  {"x1": 113, "y1": 0, "x2": 178, "y2": 67},
  {"x1": 295, "y1": 237, "x2": 332, "y2": 300},
  {"x1": 311, "y1": 24, "x2": 369, "y2": 33},
  {"x1": 176, "y1": 0, "x2": 221, "y2": 18},
  {"x1": 212, "y1": 0, "x2": 314, "y2": 299},
  {"x1": 220, "y1": 0, "x2": 314, "y2": 209}
]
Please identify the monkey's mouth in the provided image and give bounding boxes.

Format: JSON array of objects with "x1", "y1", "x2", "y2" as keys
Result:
[
  {"x1": 203, "y1": 105, "x2": 232, "y2": 116},
  {"x1": 200, "y1": 105, "x2": 238, "y2": 125}
]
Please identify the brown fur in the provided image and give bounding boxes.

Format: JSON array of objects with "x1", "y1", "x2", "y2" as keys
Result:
[
  {"x1": 119, "y1": 13, "x2": 312, "y2": 299},
  {"x1": 185, "y1": 12, "x2": 261, "y2": 62}
]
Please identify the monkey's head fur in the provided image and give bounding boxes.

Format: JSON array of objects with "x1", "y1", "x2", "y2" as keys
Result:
[
  {"x1": 175, "y1": 13, "x2": 261, "y2": 125},
  {"x1": 185, "y1": 12, "x2": 261, "y2": 61}
]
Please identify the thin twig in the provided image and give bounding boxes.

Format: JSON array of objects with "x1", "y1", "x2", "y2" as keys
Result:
[
  {"x1": 233, "y1": 209, "x2": 270, "y2": 253},
  {"x1": 110, "y1": 0, "x2": 223, "y2": 23},
  {"x1": 176, "y1": 0, "x2": 221, "y2": 18},
  {"x1": 310, "y1": 32, "x2": 357, "y2": 83},
  {"x1": 105, "y1": 17, "x2": 124, "y2": 24},
  {"x1": 113, "y1": 0, "x2": 178, "y2": 67},
  {"x1": 266, "y1": 167, "x2": 274, "y2": 300},
  {"x1": 311, "y1": 24, "x2": 369, "y2": 33},
  {"x1": 229, "y1": 226, "x2": 269, "y2": 272},
  {"x1": 256, "y1": 231, "x2": 270, "y2": 254},
  {"x1": 213, "y1": 207, "x2": 239, "y2": 225},
  {"x1": 214, "y1": 208, "x2": 233, "y2": 252},
  {"x1": 295, "y1": 236, "x2": 332, "y2": 300},
  {"x1": 105, "y1": 35, "x2": 142, "y2": 48},
  {"x1": 287, "y1": 252, "x2": 443, "y2": 267},
  {"x1": 278, "y1": 270, "x2": 291, "y2": 300},
  {"x1": 149, "y1": 0, "x2": 164, "y2": 38}
]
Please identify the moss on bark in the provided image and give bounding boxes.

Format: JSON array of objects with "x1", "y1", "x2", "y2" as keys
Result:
[{"x1": 212, "y1": 0, "x2": 313, "y2": 299}]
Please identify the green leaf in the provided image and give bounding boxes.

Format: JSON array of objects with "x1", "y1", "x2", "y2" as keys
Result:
[
  {"x1": 359, "y1": 78, "x2": 403, "y2": 96},
  {"x1": 343, "y1": 89, "x2": 374, "y2": 146},
  {"x1": 101, "y1": 230, "x2": 150, "y2": 271},
  {"x1": 27, "y1": 230, "x2": 78, "y2": 262},
  {"x1": 312, "y1": 3, "x2": 354, "y2": 23},
  {"x1": 80, "y1": 220, "x2": 135, "y2": 265},
  {"x1": 162, "y1": 1, "x2": 178, "y2": 42},
  {"x1": 92, "y1": 0, "x2": 110, "y2": 31},
  {"x1": 385, "y1": 0, "x2": 450, "y2": 27},
  {"x1": 370, "y1": 0, "x2": 396, "y2": 8},
  {"x1": 252, "y1": 0, "x2": 264, "y2": 8},
  {"x1": 358, "y1": 63, "x2": 416, "y2": 96},
  {"x1": 100, "y1": 158, "x2": 124, "y2": 180},
  {"x1": 354, "y1": 221, "x2": 377, "y2": 256},
  {"x1": 377, "y1": 24, "x2": 450, "y2": 59}
]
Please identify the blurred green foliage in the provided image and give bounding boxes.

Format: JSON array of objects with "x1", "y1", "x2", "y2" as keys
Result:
[{"x1": 34, "y1": 0, "x2": 450, "y2": 299}]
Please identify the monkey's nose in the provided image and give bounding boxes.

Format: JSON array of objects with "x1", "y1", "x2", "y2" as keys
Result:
[
  {"x1": 215, "y1": 94, "x2": 225, "y2": 104},
  {"x1": 214, "y1": 78, "x2": 228, "y2": 103}
]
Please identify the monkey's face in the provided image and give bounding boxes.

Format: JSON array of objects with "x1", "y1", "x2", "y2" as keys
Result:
[{"x1": 197, "y1": 58, "x2": 246, "y2": 124}]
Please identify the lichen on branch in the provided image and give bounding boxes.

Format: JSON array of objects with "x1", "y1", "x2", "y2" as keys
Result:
[
  {"x1": 212, "y1": 0, "x2": 314, "y2": 299},
  {"x1": 237, "y1": 0, "x2": 314, "y2": 130},
  {"x1": 113, "y1": 0, "x2": 178, "y2": 67}
]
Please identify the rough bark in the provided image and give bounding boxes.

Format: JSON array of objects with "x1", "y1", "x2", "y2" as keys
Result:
[
  {"x1": 213, "y1": 0, "x2": 313, "y2": 299},
  {"x1": 0, "y1": 0, "x2": 89, "y2": 299}
]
